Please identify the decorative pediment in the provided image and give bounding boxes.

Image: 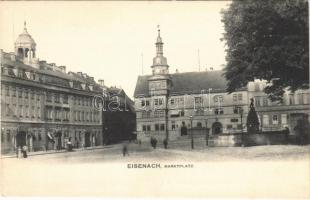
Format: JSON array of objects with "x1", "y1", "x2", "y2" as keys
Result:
[
  {"x1": 89, "y1": 84, "x2": 93, "y2": 91},
  {"x1": 69, "y1": 81, "x2": 74, "y2": 88},
  {"x1": 81, "y1": 83, "x2": 86, "y2": 90}
]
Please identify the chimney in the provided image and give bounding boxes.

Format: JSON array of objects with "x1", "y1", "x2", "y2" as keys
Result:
[
  {"x1": 98, "y1": 79, "x2": 105, "y2": 87},
  {"x1": 175, "y1": 69, "x2": 179, "y2": 73},
  {"x1": 77, "y1": 72, "x2": 83, "y2": 76},
  {"x1": 59, "y1": 66, "x2": 66, "y2": 73}
]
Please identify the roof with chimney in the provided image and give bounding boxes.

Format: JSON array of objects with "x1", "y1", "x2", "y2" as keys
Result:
[{"x1": 1, "y1": 51, "x2": 102, "y2": 93}]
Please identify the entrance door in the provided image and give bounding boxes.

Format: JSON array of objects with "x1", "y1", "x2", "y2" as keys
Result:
[
  {"x1": 85, "y1": 132, "x2": 91, "y2": 147},
  {"x1": 16, "y1": 131, "x2": 26, "y2": 148},
  {"x1": 212, "y1": 122, "x2": 223, "y2": 135}
]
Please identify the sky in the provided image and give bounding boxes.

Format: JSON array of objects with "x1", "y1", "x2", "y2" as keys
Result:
[{"x1": 0, "y1": 1, "x2": 231, "y2": 99}]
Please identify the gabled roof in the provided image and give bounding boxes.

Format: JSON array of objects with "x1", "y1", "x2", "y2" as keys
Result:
[{"x1": 134, "y1": 70, "x2": 244, "y2": 97}]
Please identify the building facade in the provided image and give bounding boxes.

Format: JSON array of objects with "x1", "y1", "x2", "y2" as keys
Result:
[
  {"x1": 134, "y1": 29, "x2": 310, "y2": 143},
  {"x1": 1, "y1": 22, "x2": 103, "y2": 155},
  {"x1": 101, "y1": 86, "x2": 136, "y2": 144}
]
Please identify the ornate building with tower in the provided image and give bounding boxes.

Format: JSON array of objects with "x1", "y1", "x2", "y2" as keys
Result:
[
  {"x1": 1, "y1": 22, "x2": 103, "y2": 155},
  {"x1": 134, "y1": 29, "x2": 310, "y2": 144}
]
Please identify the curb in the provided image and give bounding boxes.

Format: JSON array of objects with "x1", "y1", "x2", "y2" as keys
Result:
[{"x1": 1, "y1": 146, "x2": 107, "y2": 159}]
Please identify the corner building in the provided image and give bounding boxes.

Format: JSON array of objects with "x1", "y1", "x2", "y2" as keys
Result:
[{"x1": 1, "y1": 22, "x2": 103, "y2": 154}]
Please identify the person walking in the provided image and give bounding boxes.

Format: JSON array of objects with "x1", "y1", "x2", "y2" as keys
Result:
[
  {"x1": 22, "y1": 145, "x2": 28, "y2": 158},
  {"x1": 122, "y1": 143, "x2": 129, "y2": 157}
]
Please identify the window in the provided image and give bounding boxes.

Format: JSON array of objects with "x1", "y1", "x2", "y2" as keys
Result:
[
  {"x1": 160, "y1": 124, "x2": 165, "y2": 131},
  {"x1": 289, "y1": 94, "x2": 294, "y2": 105},
  {"x1": 254, "y1": 83, "x2": 260, "y2": 91},
  {"x1": 254, "y1": 97, "x2": 261, "y2": 107},
  {"x1": 18, "y1": 88, "x2": 23, "y2": 98},
  {"x1": 54, "y1": 94, "x2": 60, "y2": 103},
  {"x1": 170, "y1": 98, "x2": 175, "y2": 105},
  {"x1": 231, "y1": 118, "x2": 238, "y2": 123},
  {"x1": 155, "y1": 124, "x2": 159, "y2": 131},
  {"x1": 171, "y1": 121, "x2": 176, "y2": 130},
  {"x1": 31, "y1": 91, "x2": 35, "y2": 99},
  {"x1": 63, "y1": 95, "x2": 68, "y2": 104},
  {"x1": 38, "y1": 131, "x2": 42, "y2": 141},
  {"x1": 147, "y1": 125, "x2": 151, "y2": 131},
  {"x1": 196, "y1": 122, "x2": 202, "y2": 128},
  {"x1": 180, "y1": 110, "x2": 185, "y2": 116},
  {"x1": 46, "y1": 92, "x2": 52, "y2": 102},
  {"x1": 214, "y1": 95, "x2": 223, "y2": 103},
  {"x1": 154, "y1": 99, "x2": 159, "y2": 106},
  {"x1": 233, "y1": 94, "x2": 237, "y2": 102},
  {"x1": 36, "y1": 93, "x2": 40, "y2": 101},
  {"x1": 31, "y1": 106, "x2": 35, "y2": 118},
  {"x1": 233, "y1": 106, "x2": 242, "y2": 114},
  {"x1": 25, "y1": 105, "x2": 29, "y2": 117},
  {"x1": 19, "y1": 105, "x2": 23, "y2": 117},
  {"x1": 263, "y1": 115, "x2": 269, "y2": 125},
  {"x1": 227, "y1": 124, "x2": 233, "y2": 129},
  {"x1": 272, "y1": 115, "x2": 278, "y2": 125},
  {"x1": 214, "y1": 108, "x2": 224, "y2": 115},
  {"x1": 6, "y1": 104, "x2": 10, "y2": 116},
  {"x1": 142, "y1": 125, "x2": 146, "y2": 131},
  {"x1": 37, "y1": 107, "x2": 41, "y2": 119},
  {"x1": 297, "y1": 93, "x2": 303, "y2": 104},
  {"x1": 238, "y1": 94, "x2": 243, "y2": 101},
  {"x1": 154, "y1": 110, "x2": 165, "y2": 118},
  {"x1": 25, "y1": 89, "x2": 28, "y2": 99},
  {"x1": 195, "y1": 97, "x2": 202, "y2": 104},
  {"x1": 13, "y1": 104, "x2": 17, "y2": 116},
  {"x1": 141, "y1": 100, "x2": 149, "y2": 106},
  {"x1": 5, "y1": 86, "x2": 9, "y2": 96},
  {"x1": 6, "y1": 130, "x2": 11, "y2": 142},
  {"x1": 262, "y1": 97, "x2": 268, "y2": 106},
  {"x1": 12, "y1": 87, "x2": 16, "y2": 97},
  {"x1": 142, "y1": 111, "x2": 151, "y2": 118},
  {"x1": 281, "y1": 114, "x2": 287, "y2": 125}
]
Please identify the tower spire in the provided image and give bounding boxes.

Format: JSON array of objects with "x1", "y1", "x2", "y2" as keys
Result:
[
  {"x1": 151, "y1": 26, "x2": 169, "y2": 75},
  {"x1": 23, "y1": 21, "x2": 27, "y2": 32}
]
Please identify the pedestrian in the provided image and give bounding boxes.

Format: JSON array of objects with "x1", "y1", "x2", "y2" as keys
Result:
[
  {"x1": 163, "y1": 138, "x2": 168, "y2": 149},
  {"x1": 22, "y1": 145, "x2": 28, "y2": 158},
  {"x1": 122, "y1": 143, "x2": 129, "y2": 157},
  {"x1": 67, "y1": 137, "x2": 73, "y2": 151}
]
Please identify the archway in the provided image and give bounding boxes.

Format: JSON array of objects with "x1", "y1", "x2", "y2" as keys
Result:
[
  {"x1": 16, "y1": 131, "x2": 26, "y2": 148},
  {"x1": 212, "y1": 122, "x2": 223, "y2": 135},
  {"x1": 85, "y1": 132, "x2": 91, "y2": 147}
]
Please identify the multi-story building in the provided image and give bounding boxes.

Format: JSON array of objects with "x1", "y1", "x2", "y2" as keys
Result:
[
  {"x1": 1, "y1": 22, "x2": 103, "y2": 154},
  {"x1": 134, "y1": 29, "x2": 310, "y2": 143},
  {"x1": 101, "y1": 86, "x2": 136, "y2": 144},
  {"x1": 248, "y1": 79, "x2": 310, "y2": 137}
]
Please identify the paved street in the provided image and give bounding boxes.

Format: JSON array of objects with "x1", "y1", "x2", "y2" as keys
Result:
[{"x1": 1, "y1": 144, "x2": 309, "y2": 198}]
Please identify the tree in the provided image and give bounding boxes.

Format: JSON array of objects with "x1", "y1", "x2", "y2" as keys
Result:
[{"x1": 221, "y1": 0, "x2": 309, "y2": 101}]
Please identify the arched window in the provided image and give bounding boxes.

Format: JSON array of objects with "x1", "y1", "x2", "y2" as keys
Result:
[
  {"x1": 25, "y1": 48, "x2": 29, "y2": 58},
  {"x1": 17, "y1": 48, "x2": 24, "y2": 57}
]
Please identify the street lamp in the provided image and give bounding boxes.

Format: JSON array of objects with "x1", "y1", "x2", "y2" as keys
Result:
[
  {"x1": 205, "y1": 119, "x2": 208, "y2": 146},
  {"x1": 239, "y1": 107, "x2": 244, "y2": 146},
  {"x1": 190, "y1": 115, "x2": 194, "y2": 149}
]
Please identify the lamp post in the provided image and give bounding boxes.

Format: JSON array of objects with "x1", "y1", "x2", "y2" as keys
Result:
[
  {"x1": 190, "y1": 115, "x2": 194, "y2": 149},
  {"x1": 205, "y1": 119, "x2": 208, "y2": 146},
  {"x1": 240, "y1": 107, "x2": 244, "y2": 146}
]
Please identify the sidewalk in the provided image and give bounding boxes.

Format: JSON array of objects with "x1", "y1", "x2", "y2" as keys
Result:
[{"x1": 1, "y1": 145, "x2": 107, "y2": 159}]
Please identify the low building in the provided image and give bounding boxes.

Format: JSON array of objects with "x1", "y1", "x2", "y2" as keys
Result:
[{"x1": 1, "y1": 22, "x2": 103, "y2": 155}]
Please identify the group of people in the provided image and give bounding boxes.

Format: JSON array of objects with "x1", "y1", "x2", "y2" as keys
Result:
[{"x1": 121, "y1": 137, "x2": 169, "y2": 157}]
